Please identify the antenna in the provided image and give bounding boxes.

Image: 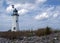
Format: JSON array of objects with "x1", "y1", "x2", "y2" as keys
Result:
[{"x1": 12, "y1": 5, "x2": 14, "y2": 8}]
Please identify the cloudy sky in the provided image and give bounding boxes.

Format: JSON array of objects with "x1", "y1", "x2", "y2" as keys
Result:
[{"x1": 0, "y1": 0, "x2": 60, "y2": 31}]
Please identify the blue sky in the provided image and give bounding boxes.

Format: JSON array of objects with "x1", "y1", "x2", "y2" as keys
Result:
[{"x1": 0, "y1": 0, "x2": 60, "y2": 31}]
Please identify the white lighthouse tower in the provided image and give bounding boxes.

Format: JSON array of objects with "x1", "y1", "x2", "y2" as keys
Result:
[{"x1": 11, "y1": 5, "x2": 19, "y2": 32}]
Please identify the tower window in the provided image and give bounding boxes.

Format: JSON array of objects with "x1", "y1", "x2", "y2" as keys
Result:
[
  {"x1": 16, "y1": 20, "x2": 18, "y2": 22},
  {"x1": 13, "y1": 27, "x2": 16, "y2": 30}
]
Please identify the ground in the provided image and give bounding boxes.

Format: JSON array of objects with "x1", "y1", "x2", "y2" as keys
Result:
[{"x1": 0, "y1": 32, "x2": 60, "y2": 43}]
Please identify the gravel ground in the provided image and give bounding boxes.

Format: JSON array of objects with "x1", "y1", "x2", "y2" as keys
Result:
[{"x1": 0, "y1": 32, "x2": 60, "y2": 43}]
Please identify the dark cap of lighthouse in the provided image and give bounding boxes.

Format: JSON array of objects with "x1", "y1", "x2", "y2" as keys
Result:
[{"x1": 12, "y1": 5, "x2": 19, "y2": 16}]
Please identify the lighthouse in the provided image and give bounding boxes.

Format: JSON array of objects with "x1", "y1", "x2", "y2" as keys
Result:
[{"x1": 11, "y1": 5, "x2": 19, "y2": 32}]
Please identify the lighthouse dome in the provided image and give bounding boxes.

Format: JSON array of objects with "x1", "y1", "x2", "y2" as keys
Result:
[
  {"x1": 12, "y1": 8, "x2": 19, "y2": 16},
  {"x1": 13, "y1": 8, "x2": 18, "y2": 12}
]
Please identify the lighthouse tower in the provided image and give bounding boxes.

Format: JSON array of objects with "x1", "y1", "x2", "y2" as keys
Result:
[{"x1": 11, "y1": 5, "x2": 19, "y2": 32}]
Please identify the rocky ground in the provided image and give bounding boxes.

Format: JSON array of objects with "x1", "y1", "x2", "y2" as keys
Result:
[{"x1": 0, "y1": 32, "x2": 60, "y2": 43}]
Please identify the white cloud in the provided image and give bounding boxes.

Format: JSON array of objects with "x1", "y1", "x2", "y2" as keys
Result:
[
  {"x1": 34, "y1": 6, "x2": 60, "y2": 20},
  {"x1": 6, "y1": 3, "x2": 35, "y2": 15},
  {"x1": 53, "y1": 14, "x2": 58, "y2": 18},
  {"x1": 6, "y1": 0, "x2": 47, "y2": 15},
  {"x1": 35, "y1": 12, "x2": 49, "y2": 20},
  {"x1": 46, "y1": 6, "x2": 54, "y2": 11},
  {"x1": 18, "y1": 9, "x2": 28, "y2": 15},
  {"x1": 53, "y1": 11, "x2": 60, "y2": 18},
  {"x1": 6, "y1": 4, "x2": 22, "y2": 12},
  {"x1": 6, "y1": 5, "x2": 13, "y2": 12},
  {"x1": 35, "y1": 0, "x2": 47, "y2": 4}
]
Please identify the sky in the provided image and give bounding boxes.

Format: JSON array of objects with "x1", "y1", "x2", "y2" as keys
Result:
[{"x1": 0, "y1": 0, "x2": 60, "y2": 31}]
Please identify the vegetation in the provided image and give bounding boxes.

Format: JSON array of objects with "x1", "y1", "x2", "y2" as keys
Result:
[
  {"x1": 0, "y1": 27, "x2": 59, "y2": 39},
  {"x1": 45, "y1": 27, "x2": 52, "y2": 35},
  {"x1": 35, "y1": 26, "x2": 52, "y2": 36}
]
